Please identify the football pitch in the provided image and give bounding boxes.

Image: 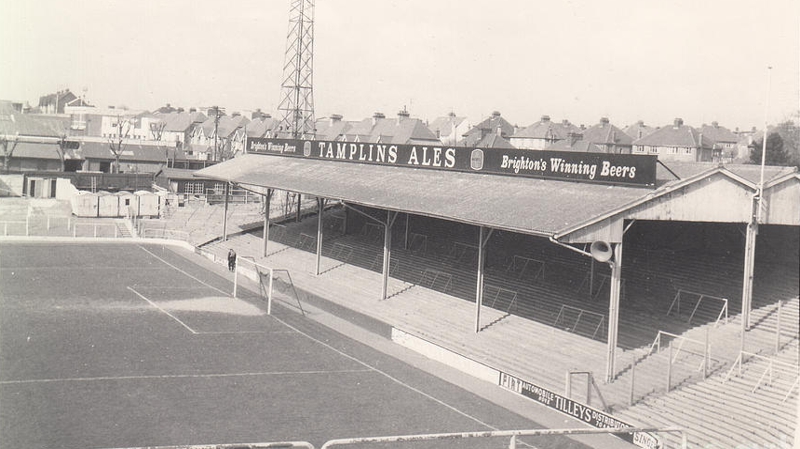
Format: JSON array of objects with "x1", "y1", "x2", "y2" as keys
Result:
[{"x1": 0, "y1": 242, "x2": 599, "y2": 449}]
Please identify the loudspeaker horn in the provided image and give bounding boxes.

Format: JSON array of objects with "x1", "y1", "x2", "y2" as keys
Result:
[{"x1": 590, "y1": 241, "x2": 613, "y2": 263}]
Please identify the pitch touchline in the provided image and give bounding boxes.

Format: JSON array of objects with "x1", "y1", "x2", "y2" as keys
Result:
[
  {"x1": 127, "y1": 286, "x2": 197, "y2": 334},
  {"x1": 0, "y1": 369, "x2": 373, "y2": 385}
]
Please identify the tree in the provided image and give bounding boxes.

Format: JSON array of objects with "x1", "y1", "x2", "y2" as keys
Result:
[
  {"x1": 149, "y1": 120, "x2": 167, "y2": 140},
  {"x1": 0, "y1": 134, "x2": 20, "y2": 173},
  {"x1": 773, "y1": 113, "x2": 800, "y2": 168},
  {"x1": 55, "y1": 135, "x2": 69, "y2": 172},
  {"x1": 108, "y1": 115, "x2": 134, "y2": 173},
  {"x1": 749, "y1": 132, "x2": 791, "y2": 166}
]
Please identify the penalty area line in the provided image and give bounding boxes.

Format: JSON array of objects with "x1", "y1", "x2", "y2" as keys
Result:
[{"x1": 127, "y1": 286, "x2": 197, "y2": 335}]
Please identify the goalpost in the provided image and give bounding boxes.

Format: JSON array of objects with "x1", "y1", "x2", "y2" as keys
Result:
[{"x1": 233, "y1": 256, "x2": 305, "y2": 316}]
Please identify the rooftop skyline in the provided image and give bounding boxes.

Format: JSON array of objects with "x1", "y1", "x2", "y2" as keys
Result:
[{"x1": 1, "y1": 0, "x2": 798, "y2": 130}]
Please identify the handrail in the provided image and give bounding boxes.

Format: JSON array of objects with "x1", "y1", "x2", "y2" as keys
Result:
[
  {"x1": 554, "y1": 305, "x2": 606, "y2": 339},
  {"x1": 722, "y1": 351, "x2": 799, "y2": 402},
  {"x1": 506, "y1": 254, "x2": 546, "y2": 281},
  {"x1": 649, "y1": 330, "x2": 710, "y2": 374},
  {"x1": 666, "y1": 289, "x2": 729, "y2": 327}
]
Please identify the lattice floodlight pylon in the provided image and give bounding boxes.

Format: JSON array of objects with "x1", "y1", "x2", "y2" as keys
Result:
[{"x1": 277, "y1": 0, "x2": 315, "y2": 139}]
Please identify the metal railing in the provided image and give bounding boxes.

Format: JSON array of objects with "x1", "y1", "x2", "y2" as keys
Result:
[
  {"x1": 320, "y1": 427, "x2": 686, "y2": 449},
  {"x1": 484, "y1": 284, "x2": 519, "y2": 314},
  {"x1": 649, "y1": 330, "x2": 711, "y2": 376},
  {"x1": 73, "y1": 222, "x2": 121, "y2": 238},
  {"x1": 565, "y1": 370, "x2": 610, "y2": 412},
  {"x1": 506, "y1": 255, "x2": 546, "y2": 281},
  {"x1": 723, "y1": 351, "x2": 799, "y2": 402},
  {"x1": 419, "y1": 268, "x2": 453, "y2": 292},
  {"x1": 553, "y1": 305, "x2": 606, "y2": 340},
  {"x1": 666, "y1": 288, "x2": 729, "y2": 327}
]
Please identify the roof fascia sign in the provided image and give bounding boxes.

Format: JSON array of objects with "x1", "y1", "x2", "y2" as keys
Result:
[{"x1": 246, "y1": 137, "x2": 658, "y2": 188}]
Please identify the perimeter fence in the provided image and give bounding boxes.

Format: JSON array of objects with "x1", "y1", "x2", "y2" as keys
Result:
[{"x1": 95, "y1": 427, "x2": 689, "y2": 449}]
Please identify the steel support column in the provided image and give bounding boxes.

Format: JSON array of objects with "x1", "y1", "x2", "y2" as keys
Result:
[
  {"x1": 295, "y1": 193, "x2": 302, "y2": 222},
  {"x1": 222, "y1": 182, "x2": 230, "y2": 241},
  {"x1": 315, "y1": 197, "x2": 324, "y2": 275},
  {"x1": 741, "y1": 219, "x2": 758, "y2": 350},
  {"x1": 381, "y1": 211, "x2": 398, "y2": 300},
  {"x1": 605, "y1": 242, "x2": 623, "y2": 382},
  {"x1": 474, "y1": 226, "x2": 494, "y2": 333}
]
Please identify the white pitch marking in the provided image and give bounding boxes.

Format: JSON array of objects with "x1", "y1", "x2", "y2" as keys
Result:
[
  {"x1": 0, "y1": 368, "x2": 373, "y2": 385},
  {"x1": 138, "y1": 245, "x2": 229, "y2": 296},
  {"x1": 127, "y1": 286, "x2": 197, "y2": 334}
]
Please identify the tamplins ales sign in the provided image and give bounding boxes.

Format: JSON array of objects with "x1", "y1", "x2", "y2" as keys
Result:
[{"x1": 247, "y1": 138, "x2": 657, "y2": 187}]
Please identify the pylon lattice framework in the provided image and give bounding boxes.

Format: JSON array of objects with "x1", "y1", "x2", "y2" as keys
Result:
[{"x1": 277, "y1": 0, "x2": 315, "y2": 139}]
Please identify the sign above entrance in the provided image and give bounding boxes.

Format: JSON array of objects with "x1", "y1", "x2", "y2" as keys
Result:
[{"x1": 247, "y1": 137, "x2": 658, "y2": 187}]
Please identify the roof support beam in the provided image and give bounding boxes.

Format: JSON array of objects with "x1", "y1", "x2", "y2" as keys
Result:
[{"x1": 474, "y1": 226, "x2": 494, "y2": 333}]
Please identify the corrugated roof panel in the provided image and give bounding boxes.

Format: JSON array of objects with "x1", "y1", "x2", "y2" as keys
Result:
[{"x1": 196, "y1": 154, "x2": 650, "y2": 236}]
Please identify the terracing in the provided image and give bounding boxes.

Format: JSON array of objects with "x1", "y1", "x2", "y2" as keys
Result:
[{"x1": 200, "y1": 204, "x2": 799, "y2": 448}]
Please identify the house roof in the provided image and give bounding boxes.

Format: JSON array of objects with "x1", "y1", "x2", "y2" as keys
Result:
[
  {"x1": 428, "y1": 113, "x2": 467, "y2": 136},
  {"x1": 632, "y1": 119, "x2": 715, "y2": 149},
  {"x1": 623, "y1": 121, "x2": 658, "y2": 140},
  {"x1": 581, "y1": 119, "x2": 633, "y2": 146},
  {"x1": 245, "y1": 117, "x2": 281, "y2": 138},
  {"x1": 342, "y1": 114, "x2": 440, "y2": 144},
  {"x1": 0, "y1": 111, "x2": 69, "y2": 137},
  {"x1": 463, "y1": 112, "x2": 515, "y2": 139},
  {"x1": 700, "y1": 122, "x2": 739, "y2": 143},
  {"x1": 512, "y1": 116, "x2": 580, "y2": 140},
  {"x1": 473, "y1": 132, "x2": 517, "y2": 149},
  {"x1": 155, "y1": 111, "x2": 208, "y2": 133},
  {"x1": 11, "y1": 142, "x2": 66, "y2": 160},
  {"x1": 547, "y1": 139, "x2": 604, "y2": 153},
  {"x1": 314, "y1": 116, "x2": 353, "y2": 141}
]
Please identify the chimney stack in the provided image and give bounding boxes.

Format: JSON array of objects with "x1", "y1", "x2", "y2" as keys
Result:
[
  {"x1": 541, "y1": 115, "x2": 550, "y2": 123},
  {"x1": 673, "y1": 118, "x2": 684, "y2": 128}
]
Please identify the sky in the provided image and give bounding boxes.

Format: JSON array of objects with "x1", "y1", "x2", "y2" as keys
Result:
[{"x1": 1, "y1": 0, "x2": 798, "y2": 131}]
